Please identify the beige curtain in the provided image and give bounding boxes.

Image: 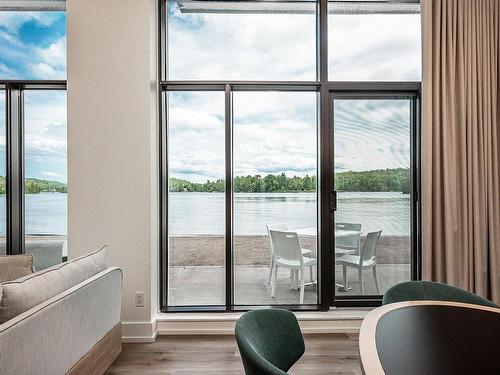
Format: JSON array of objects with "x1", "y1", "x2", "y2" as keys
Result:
[{"x1": 422, "y1": 0, "x2": 500, "y2": 303}]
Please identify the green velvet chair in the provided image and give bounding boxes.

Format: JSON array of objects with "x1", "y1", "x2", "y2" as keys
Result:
[
  {"x1": 383, "y1": 281, "x2": 498, "y2": 308},
  {"x1": 235, "y1": 309, "x2": 305, "y2": 375}
]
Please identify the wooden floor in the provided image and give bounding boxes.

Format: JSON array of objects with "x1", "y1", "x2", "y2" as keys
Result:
[{"x1": 105, "y1": 334, "x2": 361, "y2": 375}]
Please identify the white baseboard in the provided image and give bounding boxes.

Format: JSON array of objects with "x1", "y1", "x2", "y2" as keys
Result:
[
  {"x1": 121, "y1": 319, "x2": 158, "y2": 343},
  {"x1": 121, "y1": 310, "x2": 369, "y2": 342}
]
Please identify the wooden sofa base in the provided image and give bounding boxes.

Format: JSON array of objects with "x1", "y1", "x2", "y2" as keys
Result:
[{"x1": 66, "y1": 323, "x2": 122, "y2": 375}]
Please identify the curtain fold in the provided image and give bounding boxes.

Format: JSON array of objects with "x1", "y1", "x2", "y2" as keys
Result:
[{"x1": 422, "y1": 0, "x2": 500, "y2": 303}]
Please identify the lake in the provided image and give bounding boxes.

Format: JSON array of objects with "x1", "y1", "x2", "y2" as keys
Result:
[
  {"x1": 0, "y1": 191, "x2": 411, "y2": 237},
  {"x1": 169, "y1": 192, "x2": 411, "y2": 236},
  {"x1": 0, "y1": 193, "x2": 67, "y2": 235}
]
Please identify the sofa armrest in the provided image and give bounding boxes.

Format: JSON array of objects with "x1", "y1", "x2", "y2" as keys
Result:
[{"x1": 0, "y1": 267, "x2": 123, "y2": 375}]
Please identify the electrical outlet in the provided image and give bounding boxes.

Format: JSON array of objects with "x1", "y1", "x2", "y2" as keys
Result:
[{"x1": 135, "y1": 292, "x2": 145, "y2": 307}]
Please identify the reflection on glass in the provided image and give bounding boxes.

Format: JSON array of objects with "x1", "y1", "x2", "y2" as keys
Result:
[
  {"x1": 0, "y1": 92, "x2": 5, "y2": 254},
  {"x1": 167, "y1": 91, "x2": 225, "y2": 306},
  {"x1": 0, "y1": 12, "x2": 66, "y2": 80},
  {"x1": 328, "y1": 9, "x2": 421, "y2": 81},
  {"x1": 233, "y1": 92, "x2": 317, "y2": 305},
  {"x1": 24, "y1": 91, "x2": 67, "y2": 270},
  {"x1": 167, "y1": 1, "x2": 316, "y2": 81},
  {"x1": 333, "y1": 99, "x2": 411, "y2": 296}
]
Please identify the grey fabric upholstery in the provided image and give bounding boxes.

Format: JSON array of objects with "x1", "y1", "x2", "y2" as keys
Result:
[
  {"x1": 0, "y1": 267, "x2": 123, "y2": 375},
  {"x1": 0, "y1": 255, "x2": 34, "y2": 283},
  {"x1": 0, "y1": 246, "x2": 108, "y2": 324}
]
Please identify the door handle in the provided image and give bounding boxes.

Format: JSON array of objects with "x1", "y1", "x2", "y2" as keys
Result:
[{"x1": 330, "y1": 191, "x2": 337, "y2": 212}]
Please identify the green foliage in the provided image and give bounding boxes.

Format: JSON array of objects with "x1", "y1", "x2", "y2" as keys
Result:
[
  {"x1": 0, "y1": 176, "x2": 67, "y2": 194},
  {"x1": 335, "y1": 168, "x2": 411, "y2": 193},
  {"x1": 169, "y1": 168, "x2": 411, "y2": 193}
]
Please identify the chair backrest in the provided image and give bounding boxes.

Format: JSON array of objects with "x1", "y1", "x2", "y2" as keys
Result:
[
  {"x1": 269, "y1": 230, "x2": 302, "y2": 265},
  {"x1": 266, "y1": 224, "x2": 288, "y2": 257},
  {"x1": 235, "y1": 309, "x2": 305, "y2": 375},
  {"x1": 360, "y1": 230, "x2": 382, "y2": 263},
  {"x1": 336, "y1": 222, "x2": 361, "y2": 232},
  {"x1": 335, "y1": 222, "x2": 362, "y2": 250},
  {"x1": 382, "y1": 281, "x2": 499, "y2": 308}
]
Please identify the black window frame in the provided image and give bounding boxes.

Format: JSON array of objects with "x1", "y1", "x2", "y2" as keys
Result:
[
  {"x1": 1, "y1": 80, "x2": 67, "y2": 258},
  {"x1": 159, "y1": 0, "x2": 421, "y2": 312}
]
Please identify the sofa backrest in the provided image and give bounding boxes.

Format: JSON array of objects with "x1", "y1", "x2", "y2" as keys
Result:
[
  {"x1": 0, "y1": 267, "x2": 122, "y2": 375},
  {"x1": 0, "y1": 246, "x2": 108, "y2": 324},
  {"x1": 0, "y1": 254, "x2": 34, "y2": 283}
]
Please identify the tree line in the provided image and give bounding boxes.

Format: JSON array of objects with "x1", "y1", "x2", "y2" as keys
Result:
[
  {"x1": 0, "y1": 176, "x2": 67, "y2": 194},
  {"x1": 169, "y1": 168, "x2": 410, "y2": 193}
]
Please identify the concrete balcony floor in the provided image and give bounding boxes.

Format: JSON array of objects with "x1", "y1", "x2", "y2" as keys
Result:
[{"x1": 168, "y1": 264, "x2": 410, "y2": 306}]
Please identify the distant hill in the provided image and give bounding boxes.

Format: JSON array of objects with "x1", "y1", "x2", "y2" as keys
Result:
[
  {"x1": 169, "y1": 168, "x2": 411, "y2": 193},
  {"x1": 0, "y1": 176, "x2": 67, "y2": 194}
]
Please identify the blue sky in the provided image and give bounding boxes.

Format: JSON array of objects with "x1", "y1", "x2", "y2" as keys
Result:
[{"x1": 0, "y1": 11, "x2": 67, "y2": 183}]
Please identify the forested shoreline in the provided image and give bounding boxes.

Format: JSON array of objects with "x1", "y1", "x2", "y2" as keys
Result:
[
  {"x1": 169, "y1": 168, "x2": 410, "y2": 193},
  {"x1": 0, "y1": 177, "x2": 67, "y2": 194}
]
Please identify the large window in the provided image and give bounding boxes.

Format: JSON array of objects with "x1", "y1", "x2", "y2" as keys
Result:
[
  {"x1": 167, "y1": 0, "x2": 316, "y2": 80},
  {"x1": 0, "y1": 9, "x2": 66, "y2": 270},
  {"x1": 160, "y1": 0, "x2": 421, "y2": 311}
]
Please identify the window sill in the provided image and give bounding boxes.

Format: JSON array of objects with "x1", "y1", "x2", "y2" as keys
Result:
[{"x1": 155, "y1": 308, "x2": 371, "y2": 335}]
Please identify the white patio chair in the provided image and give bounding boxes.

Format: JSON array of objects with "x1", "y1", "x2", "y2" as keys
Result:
[
  {"x1": 336, "y1": 230, "x2": 382, "y2": 295},
  {"x1": 269, "y1": 230, "x2": 316, "y2": 304},
  {"x1": 266, "y1": 224, "x2": 312, "y2": 285}
]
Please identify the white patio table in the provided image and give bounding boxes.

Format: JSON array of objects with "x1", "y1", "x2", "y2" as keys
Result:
[{"x1": 293, "y1": 227, "x2": 362, "y2": 291}]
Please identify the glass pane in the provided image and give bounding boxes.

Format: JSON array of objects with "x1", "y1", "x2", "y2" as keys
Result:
[
  {"x1": 0, "y1": 92, "x2": 5, "y2": 255},
  {"x1": 233, "y1": 91, "x2": 318, "y2": 305},
  {"x1": 167, "y1": 0, "x2": 316, "y2": 81},
  {"x1": 24, "y1": 91, "x2": 67, "y2": 270},
  {"x1": 167, "y1": 91, "x2": 225, "y2": 306},
  {"x1": 0, "y1": 12, "x2": 66, "y2": 80},
  {"x1": 328, "y1": 5, "x2": 421, "y2": 81},
  {"x1": 333, "y1": 99, "x2": 412, "y2": 297}
]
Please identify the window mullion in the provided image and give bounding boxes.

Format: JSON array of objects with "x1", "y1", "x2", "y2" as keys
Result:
[
  {"x1": 224, "y1": 84, "x2": 233, "y2": 311},
  {"x1": 6, "y1": 85, "x2": 25, "y2": 255}
]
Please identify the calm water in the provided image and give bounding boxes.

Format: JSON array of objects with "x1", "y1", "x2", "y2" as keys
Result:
[
  {"x1": 169, "y1": 192, "x2": 411, "y2": 236},
  {"x1": 0, "y1": 193, "x2": 67, "y2": 235},
  {"x1": 0, "y1": 192, "x2": 410, "y2": 237}
]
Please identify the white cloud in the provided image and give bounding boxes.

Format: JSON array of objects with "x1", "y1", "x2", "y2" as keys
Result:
[
  {"x1": 329, "y1": 14, "x2": 421, "y2": 80},
  {"x1": 37, "y1": 37, "x2": 66, "y2": 68},
  {"x1": 168, "y1": 9, "x2": 316, "y2": 80},
  {"x1": 29, "y1": 37, "x2": 66, "y2": 79}
]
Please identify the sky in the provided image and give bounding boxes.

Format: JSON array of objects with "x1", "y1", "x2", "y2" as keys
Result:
[
  {"x1": 0, "y1": 11, "x2": 67, "y2": 183},
  {"x1": 167, "y1": 2, "x2": 421, "y2": 183}
]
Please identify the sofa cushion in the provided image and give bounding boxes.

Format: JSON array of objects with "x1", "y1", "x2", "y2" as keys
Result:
[
  {"x1": 0, "y1": 245, "x2": 108, "y2": 324},
  {"x1": 0, "y1": 255, "x2": 34, "y2": 283}
]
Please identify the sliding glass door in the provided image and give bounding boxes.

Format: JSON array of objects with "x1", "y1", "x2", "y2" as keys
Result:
[{"x1": 332, "y1": 94, "x2": 418, "y2": 301}]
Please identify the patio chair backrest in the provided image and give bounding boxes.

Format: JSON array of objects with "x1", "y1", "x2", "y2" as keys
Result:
[
  {"x1": 335, "y1": 222, "x2": 362, "y2": 250},
  {"x1": 270, "y1": 230, "x2": 302, "y2": 265},
  {"x1": 360, "y1": 230, "x2": 382, "y2": 264},
  {"x1": 336, "y1": 222, "x2": 361, "y2": 232},
  {"x1": 266, "y1": 224, "x2": 288, "y2": 256}
]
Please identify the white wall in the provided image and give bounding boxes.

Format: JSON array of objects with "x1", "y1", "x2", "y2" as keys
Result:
[{"x1": 67, "y1": 0, "x2": 158, "y2": 338}]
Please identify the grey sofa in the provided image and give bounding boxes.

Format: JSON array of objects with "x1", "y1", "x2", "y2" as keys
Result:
[{"x1": 0, "y1": 247, "x2": 123, "y2": 375}]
